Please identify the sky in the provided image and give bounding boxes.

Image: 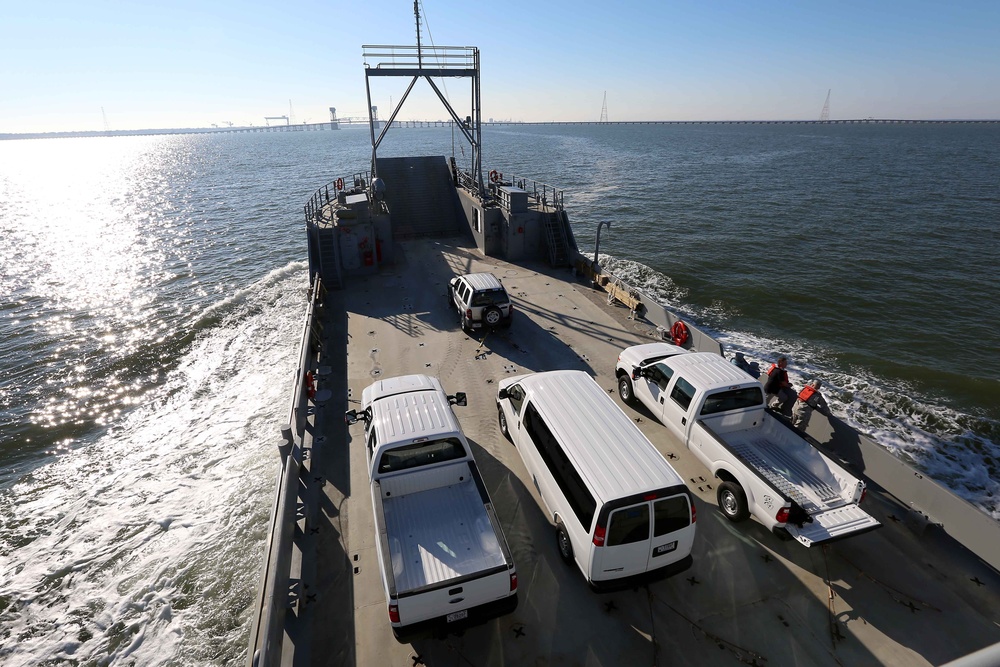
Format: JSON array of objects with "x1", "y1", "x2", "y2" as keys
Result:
[{"x1": 3, "y1": 0, "x2": 1000, "y2": 133}]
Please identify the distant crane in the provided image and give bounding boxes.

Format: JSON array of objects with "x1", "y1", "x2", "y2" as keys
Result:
[
  {"x1": 264, "y1": 115, "x2": 289, "y2": 126},
  {"x1": 101, "y1": 107, "x2": 110, "y2": 132},
  {"x1": 820, "y1": 89, "x2": 831, "y2": 122},
  {"x1": 600, "y1": 92, "x2": 608, "y2": 123}
]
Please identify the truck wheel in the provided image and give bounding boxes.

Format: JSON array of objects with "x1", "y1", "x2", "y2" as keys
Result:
[
  {"x1": 717, "y1": 482, "x2": 750, "y2": 523},
  {"x1": 498, "y1": 405, "x2": 511, "y2": 441},
  {"x1": 618, "y1": 374, "x2": 635, "y2": 404},
  {"x1": 556, "y1": 523, "x2": 574, "y2": 563},
  {"x1": 484, "y1": 306, "x2": 502, "y2": 327}
]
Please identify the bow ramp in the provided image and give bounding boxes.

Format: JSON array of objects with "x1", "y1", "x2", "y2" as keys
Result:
[{"x1": 375, "y1": 156, "x2": 461, "y2": 239}]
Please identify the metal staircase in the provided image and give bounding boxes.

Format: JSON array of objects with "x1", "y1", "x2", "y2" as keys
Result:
[
  {"x1": 542, "y1": 210, "x2": 570, "y2": 267},
  {"x1": 316, "y1": 228, "x2": 341, "y2": 289}
]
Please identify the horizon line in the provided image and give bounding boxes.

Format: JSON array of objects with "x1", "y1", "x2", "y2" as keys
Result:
[{"x1": 4, "y1": 117, "x2": 1000, "y2": 140}]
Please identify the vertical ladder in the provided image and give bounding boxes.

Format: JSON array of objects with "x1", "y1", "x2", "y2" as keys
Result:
[
  {"x1": 543, "y1": 211, "x2": 569, "y2": 267},
  {"x1": 317, "y1": 228, "x2": 342, "y2": 289}
]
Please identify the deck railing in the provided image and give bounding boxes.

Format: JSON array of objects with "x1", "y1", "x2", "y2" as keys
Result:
[
  {"x1": 362, "y1": 44, "x2": 477, "y2": 71},
  {"x1": 503, "y1": 174, "x2": 565, "y2": 211},
  {"x1": 303, "y1": 172, "x2": 373, "y2": 223},
  {"x1": 455, "y1": 167, "x2": 565, "y2": 211},
  {"x1": 247, "y1": 276, "x2": 327, "y2": 667}
]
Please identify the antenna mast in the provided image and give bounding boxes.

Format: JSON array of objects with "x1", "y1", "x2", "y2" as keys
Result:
[
  {"x1": 600, "y1": 91, "x2": 608, "y2": 123},
  {"x1": 414, "y1": 1, "x2": 422, "y2": 67}
]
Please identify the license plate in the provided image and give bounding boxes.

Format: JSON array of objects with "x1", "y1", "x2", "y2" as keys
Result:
[
  {"x1": 446, "y1": 610, "x2": 468, "y2": 623},
  {"x1": 654, "y1": 541, "x2": 678, "y2": 556}
]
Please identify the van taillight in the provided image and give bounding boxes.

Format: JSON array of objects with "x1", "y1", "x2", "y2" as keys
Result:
[
  {"x1": 510, "y1": 572, "x2": 518, "y2": 591},
  {"x1": 388, "y1": 603, "x2": 400, "y2": 623},
  {"x1": 775, "y1": 507, "x2": 790, "y2": 524},
  {"x1": 691, "y1": 502, "x2": 697, "y2": 524},
  {"x1": 592, "y1": 524, "x2": 606, "y2": 546},
  {"x1": 466, "y1": 308, "x2": 473, "y2": 320}
]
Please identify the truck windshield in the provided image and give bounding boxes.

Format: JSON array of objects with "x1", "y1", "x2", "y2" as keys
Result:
[
  {"x1": 700, "y1": 386, "x2": 765, "y2": 415},
  {"x1": 377, "y1": 438, "x2": 467, "y2": 473}
]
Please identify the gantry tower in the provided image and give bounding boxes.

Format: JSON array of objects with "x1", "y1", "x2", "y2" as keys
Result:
[{"x1": 363, "y1": 1, "x2": 484, "y2": 195}]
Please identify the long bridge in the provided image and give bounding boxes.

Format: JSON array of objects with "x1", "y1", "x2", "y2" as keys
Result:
[
  {"x1": 3, "y1": 118, "x2": 998, "y2": 140},
  {"x1": 489, "y1": 118, "x2": 1000, "y2": 126}
]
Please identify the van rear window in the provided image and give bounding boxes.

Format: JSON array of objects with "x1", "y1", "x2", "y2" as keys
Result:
[
  {"x1": 377, "y1": 438, "x2": 466, "y2": 473},
  {"x1": 606, "y1": 504, "x2": 651, "y2": 546},
  {"x1": 654, "y1": 496, "x2": 691, "y2": 535}
]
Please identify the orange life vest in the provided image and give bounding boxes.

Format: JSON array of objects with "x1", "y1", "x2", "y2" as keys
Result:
[{"x1": 798, "y1": 385, "x2": 817, "y2": 402}]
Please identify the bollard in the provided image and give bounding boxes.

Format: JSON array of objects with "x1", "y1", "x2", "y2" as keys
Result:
[{"x1": 278, "y1": 424, "x2": 294, "y2": 461}]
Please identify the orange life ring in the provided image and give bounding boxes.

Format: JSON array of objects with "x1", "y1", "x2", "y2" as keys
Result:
[
  {"x1": 335, "y1": 177, "x2": 344, "y2": 190},
  {"x1": 489, "y1": 169, "x2": 499, "y2": 183},
  {"x1": 670, "y1": 320, "x2": 690, "y2": 347},
  {"x1": 305, "y1": 371, "x2": 316, "y2": 399}
]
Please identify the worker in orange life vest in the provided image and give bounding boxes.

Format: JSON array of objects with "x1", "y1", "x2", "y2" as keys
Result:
[
  {"x1": 792, "y1": 378, "x2": 830, "y2": 430},
  {"x1": 764, "y1": 356, "x2": 794, "y2": 413}
]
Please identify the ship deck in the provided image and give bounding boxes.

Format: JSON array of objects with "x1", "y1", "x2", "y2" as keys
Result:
[{"x1": 293, "y1": 236, "x2": 1000, "y2": 667}]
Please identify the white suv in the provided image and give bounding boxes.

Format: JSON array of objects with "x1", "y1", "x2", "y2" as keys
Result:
[{"x1": 449, "y1": 272, "x2": 513, "y2": 331}]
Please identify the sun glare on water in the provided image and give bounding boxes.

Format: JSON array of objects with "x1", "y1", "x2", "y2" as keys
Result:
[{"x1": 1, "y1": 137, "x2": 203, "y2": 436}]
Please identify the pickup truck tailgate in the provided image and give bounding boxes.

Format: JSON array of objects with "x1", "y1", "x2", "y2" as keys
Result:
[
  {"x1": 396, "y1": 567, "x2": 513, "y2": 626},
  {"x1": 785, "y1": 504, "x2": 881, "y2": 547}
]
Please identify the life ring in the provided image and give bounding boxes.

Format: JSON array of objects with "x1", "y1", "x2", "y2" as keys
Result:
[
  {"x1": 670, "y1": 320, "x2": 690, "y2": 347},
  {"x1": 489, "y1": 170, "x2": 499, "y2": 183},
  {"x1": 305, "y1": 371, "x2": 316, "y2": 399},
  {"x1": 335, "y1": 177, "x2": 344, "y2": 190}
]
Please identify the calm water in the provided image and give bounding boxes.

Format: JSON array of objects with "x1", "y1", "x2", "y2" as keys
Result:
[{"x1": 1, "y1": 123, "x2": 997, "y2": 664}]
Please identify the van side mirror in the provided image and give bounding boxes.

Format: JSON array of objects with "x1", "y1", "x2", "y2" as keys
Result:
[
  {"x1": 632, "y1": 367, "x2": 643, "y2": 381},
  {"x1": 497, "y1": 388, "x2": 509, "y2": 400},
  {"x1": 449, "y1": 392, "x2": 467, "y2": 407}
]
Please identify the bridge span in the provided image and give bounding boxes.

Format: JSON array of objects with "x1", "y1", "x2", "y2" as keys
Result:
[{"x1": 3, "y1": 118, "x2": 997, "y2": 141}]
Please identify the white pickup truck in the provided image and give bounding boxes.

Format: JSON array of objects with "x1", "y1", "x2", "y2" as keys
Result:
[
  {"x1": 615, "y1": 344, "x2": 881, "y2": 547},
  {"x1": 345, "y1": 374, "x2": 518, "y2": 641}
]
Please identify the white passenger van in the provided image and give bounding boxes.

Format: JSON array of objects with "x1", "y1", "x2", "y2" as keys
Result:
[{"x1": 496, "y1": 370, "x2": 696, "y2": 590}]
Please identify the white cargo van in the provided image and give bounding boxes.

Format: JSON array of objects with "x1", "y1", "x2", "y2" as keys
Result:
[{"x1": 496, "y1": 370, "x2": 696, "y2": 590}]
